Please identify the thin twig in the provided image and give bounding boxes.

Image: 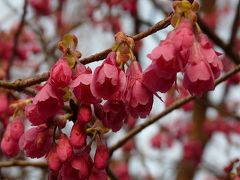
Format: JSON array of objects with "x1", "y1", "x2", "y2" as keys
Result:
[
  {"x1": 7, "y1": 0, "x2": 28, "y2": 79},
  {"x1": 0, "y1": 160, "x2": 47, "y2": 168},
  {"x1": 106, "y1": 166, "x2": 118, "y2": 180},
  {"x1": 109, "y1": 63, "x2": 240, "y2": 155},
  {"x1": 228, "y1": 0, "x2": 240, "y2": 47}
]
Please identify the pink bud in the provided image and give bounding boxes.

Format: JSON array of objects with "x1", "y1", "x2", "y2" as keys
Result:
[
  {"x1": 10, "y1": 117, "x2": 24, "y2": 141},
  {"x1": 50, "y1": 58, "x2": 72, "y2": 88},
  {"x1": 70, "y1": 67, "x2": 99, "y2": 104},
  {"x1": 70, "y1": 123, "x2": 86, "y2": 149},
  {"x1": 77, "y1": 104, "x2": 92, "y2": 124},
  {"x1": 91, "y1": 52, "x2": 126, "y2": 100},
  {"x1": 47, "y1": 146, "x2": 61, "y2": 171},
  {"x1": 71, "y1": 155, "x2": 91, "y2": 179},
  {"x1": 1, "y1": 136, "x2": 19, "y2": 157},
  {"x1": 56, "y1": 134, "x2": 73, "y2": 162},
  {"x1": 94, "y1": 144, "x2": 109, "y2": 170}
]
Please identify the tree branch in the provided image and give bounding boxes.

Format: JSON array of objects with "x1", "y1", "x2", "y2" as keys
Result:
[
  {"x1": 0, "y1": 160, "x2": 47, "y2": 168},
  {"x1": 7, "y1": 0, "x2": 28, "y2": 79},
  {"x1": 228, "y1": 0, "x2": 240, "y2": 47}
]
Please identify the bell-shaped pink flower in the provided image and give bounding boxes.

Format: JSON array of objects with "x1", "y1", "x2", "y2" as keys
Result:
[
  {"x1": 56, "y1": 134, "x2": 73, "y2": 162},
  {"x1": 70, "y1": 123, "x2": 86, "y2": 149},
  {"x1": 197, "y1": 33, "x2": 223, "y2": 79},
  {"x1": 168, "y1": 19, "x2": 195, "y2": 67},
  {"x1": 59, "y1": 148, "x2": 93, "y2": 179},
  {"x1": 124, "y1": 61, "x2": 153, "y2": 118},
  {"x1": 71, "y1": 155, "x2": 92, "y2": 179},
  {"x1": 19, "y1": 125, "x2": 53, "y2": 158},
  {"x1": 50, "y1": 58, "x2": 72, "y2": 88},
  {"x1": 147, "y1": 41, "x2": 180, "y2": 77},
  {"x1": 94, "y1": 144, "x2": 109, "y2": 170},
  {"x1": 143, "y1": 62, "x2": 176, "y2": 93},
  {"x1": 102, "y1": 100, "x2": 127, "y2": 132},
  {"x1": 91, "y1": 52, "x2": 126, "y2": 100},
  {"x1": 25, "y1": 83, "x2": 64, "y2": 125},
  {"x1": 71, "y1": 67, "x2": 99, "y2": 104},
  {"x1": 183, "y1": 40, "x2": 219, "y2": 96}
]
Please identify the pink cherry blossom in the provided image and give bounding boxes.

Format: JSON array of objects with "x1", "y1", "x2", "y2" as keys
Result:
[
  {"x1": 50, "y1": 58, "x2": 72, "y2": 88},
  {"x1": 91, "y1": 52, "x2": 126, "y2": 100},
  {"x1": 25, "y1": 83, "x2": 64, "y2": 125},
  {"x1": 197, "y1": 33, "x2": 223, "y2": 79},
  {"x1": 71, "y1": 67, "x2": 99, "y2": 104},
  {"x1": 102, "y1": 100, "x2": 127, "y2": 132},
  {"x1": 19, "y1": 125, "x2": 53, "y2": 158},
  {"x1": 147, "y1": 41, "x2": 180, "y2": 77},
  {"x1": 143, "y1": 62, "x2": 176, "y2": 93},
  {"x1": 124, "y1": 61, "x2": 153, "y2": 118},
  {"x1": 59, "y1": 149, "x2": 93, "y2": 180},
  {"x1": 168, "y1": 19, "x2": 195, "y2": 67},
  {"x1": 183, "y1": 39, "x2": 219, "y2": 96}
]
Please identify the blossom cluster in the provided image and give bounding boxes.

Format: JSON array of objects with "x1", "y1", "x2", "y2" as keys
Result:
[
  {"x1": 143, "y1": 19, "x2": 223, "y2": 96},
  {"x1": 0, "y1": 1, "x2": 225, "y2": 179}
]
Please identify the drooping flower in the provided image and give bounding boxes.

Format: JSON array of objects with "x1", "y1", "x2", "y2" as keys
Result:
[
  {"x1": 102, "y1": 100, "x2": 127, "y2": 132},
  {"x1": 183, "y1": 39, "x2": 220, "y2": 96},
  {"x1": 197, "y1": 33, "x2": 223, "y2": 79},
  {"x1": 25, "y1": 83, "x2": 64, "y2": 125},
  {"x1": 71, "y1": 67, "x2": 99, "y2": 104},
  {"x1": 59, "y1": 148, "x2": 93, "y2": 180},
  {"x1": 91, "y1": 52, "x2": 126, "y2": 100},
  {"x1": 143, "y1": 62, "x2": 176, "y2": 93},
  {"x1": 168, "y1": 19, "x2": 195, "y2": 67},
  {"x1": 124, "y1": 61, "x2": 153, "y2": 118},
  {"x1": 19, "y1": 124, "x2": 53, "y2": 158},
  {"x1": 50, "y1": 58, "x2": 72, "y2": 88}
]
